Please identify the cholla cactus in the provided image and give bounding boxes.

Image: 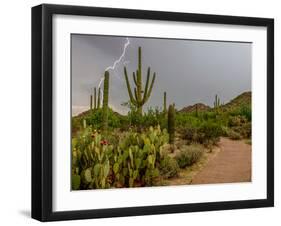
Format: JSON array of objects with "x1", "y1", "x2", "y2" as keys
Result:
[{"x1": 124, "y1": 47, "x2": 156, "y2": 115}]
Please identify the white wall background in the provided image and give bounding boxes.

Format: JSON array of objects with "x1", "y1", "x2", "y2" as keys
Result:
[{"x1": 0, "y1": 0, "x2": 279, "y2": 225}]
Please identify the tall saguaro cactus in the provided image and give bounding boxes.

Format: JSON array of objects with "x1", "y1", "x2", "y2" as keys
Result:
[
  {"x1": 97, "y1": 87, "x2": 101, "y2": 109},
  {"x1": 168, "y1": 104, "x2": 175, "y2": 144},
  {"x1": 124, "y1": 47, "x2": 156, "y2": 115},
  {"x1": 102, "y1": 71, "x2": 110, "y2": 131},
  {"x1": 90, "y1": 94, "x2": 93, "y2": 111},
  {"x1": 214, "y1": 94, "x2": 221, "y2": 108},
  {"x1": 90, "y1": 87, "x2": 101, "y2": 111},
  {"x1": 163, "y1": 91, "x2": 167, "y2": 114},
  {"x1": 94, "y1": 87, "x2": 97, "y2": 109}
]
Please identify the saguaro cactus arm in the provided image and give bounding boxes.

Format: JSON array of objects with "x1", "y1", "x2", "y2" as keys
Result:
[
  {"x1": 142, "y1": 72, "x2": 156, "y2": 104},
  {"x1": 133, "y1": 72, "x2": 137, "y2": 87},
  {"x1": 124, "y1": 67, "x2": 137, "y2": 105}
]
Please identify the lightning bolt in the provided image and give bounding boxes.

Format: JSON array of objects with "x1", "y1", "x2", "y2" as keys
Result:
[
  {"x1": 105, "y1": 37, "x2": 130, "y2": 72},
  {"x1": 96, "y1": 37, "x2": 130, "y2": 102}
]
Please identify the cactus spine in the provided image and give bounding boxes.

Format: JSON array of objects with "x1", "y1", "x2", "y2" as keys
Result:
[
  {"x1": 168, "y1": 104, "x2": 175, "y2": 144},
  {"x1": 124, "y1": 47, "x2": 156, "y2": 115},
  {"x1": 102, "y1": 71, "x2": 109, "y2": 131},
  {"x1": 163, "y1": 92, "x2": 167, "y2": 114}
]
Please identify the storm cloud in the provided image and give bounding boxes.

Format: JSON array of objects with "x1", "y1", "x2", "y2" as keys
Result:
[{"x1": 71, "y1": 34, "x2": 251, "y2": 116}]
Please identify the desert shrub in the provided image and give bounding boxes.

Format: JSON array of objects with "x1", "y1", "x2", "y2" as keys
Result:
[
  {"x1": 202, "y1": 111, "x2": 217, "y2": 120},
  {"x1": 240, "y1": 122, "x2": 252, "y2": 138},
  {"x1": 125, "y1": 104, "x2": 167, "y2": 130},
  {"x1": 180, "y1": 120, "x2": 222, "y2": 148},
  {"x1": 84, "y1": 108, "x2": 122, "y2": 130},
  {"x1": 176, "y1": 113, "x2": 201, "y2": 129},
  {"x1": 227, "y1": 129, "x2": 242, "y2": 140},
  {"x1": 72, "y1": 117, "x2": 82, "y2": 135},
  {"x1": 221, "y1": 125, "x2": 230, "y2": 137},
  {"x1": 229, "y1": 104, "x2": 251, "y2": 121},
  {"x1": 245, "y1": 139, "x2": 252, "y2": 145},
  {"x1": 228, "y1": 115, "x2": 247, "y2": 127},
  {"x1": 180, "y1": 126, "x2": 197, "y2": 144},
  {"x1": 239, "y1": 104, "x2": 252, "y2": 121},
  {"x1": 175, "y1": 145, "x2": 204, "y2": 168},
  {"x1": 197, "y1": 121, "x2": 222, "y2": 146},
  {"x1": 159, "y1": 156, "x2": 179, "y2": 179}
]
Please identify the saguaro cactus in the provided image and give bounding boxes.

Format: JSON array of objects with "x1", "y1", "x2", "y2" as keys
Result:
[
  {"x1": 195, "y1": 104, "x2": 198, "y2": 117},
  {"x1": 97, "y1": 87, "x2": 101, "y2": 109},
  {"x1": 163, "y1": 92, "x2": 167, "y2": 114},
  {"x1": 124, "y1": 47, "x2": 156, "y2": 115},
  {"x1": 168, "y1": 104, "x2": 175, "y2": 144},
  {"x1": 102, "y1": 71, "x2": 110, "y2": 131},
  {"x1": 94, "y1": 87, "x2": 97, "y2": 109},
  {"x1": 214, "y1": 94, "x2": 221, "y2": 108},
  {"x1": 90, "y1": 94, "x2": 93, "y2": 111}
]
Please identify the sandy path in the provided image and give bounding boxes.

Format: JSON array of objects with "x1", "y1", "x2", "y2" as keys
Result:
[{"x1": 191, "y1": 137, "x2": 251, "y2": 184}]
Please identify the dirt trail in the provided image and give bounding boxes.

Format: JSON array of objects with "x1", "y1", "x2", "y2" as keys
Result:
[{"x1": 191, "y1": 137, "x2": 251, "y2": 184}]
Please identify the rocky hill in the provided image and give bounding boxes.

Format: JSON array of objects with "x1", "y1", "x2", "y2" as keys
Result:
[
  {"x1": 179, "y1": 103, "x2": 211, "y2": 113},
  {"x1": 223, "y1": 91, "x2": 251, "y2": 109}
]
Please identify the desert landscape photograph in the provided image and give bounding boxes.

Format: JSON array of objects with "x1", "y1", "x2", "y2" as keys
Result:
[{"x1": 71, "y1": 34, "x2": 252, "y2": 190}]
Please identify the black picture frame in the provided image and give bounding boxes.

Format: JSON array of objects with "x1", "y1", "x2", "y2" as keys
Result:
[{"x1": 32, "y1": 3, "x2": 274, "y2": 222}]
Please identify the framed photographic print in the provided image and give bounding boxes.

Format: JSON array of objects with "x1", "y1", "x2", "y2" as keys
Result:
[{"x1": 32, "y1": 4, "x2": 274, "y2": 221}]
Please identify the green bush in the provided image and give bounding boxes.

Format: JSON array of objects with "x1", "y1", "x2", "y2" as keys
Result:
[
  {"x1": 180, "y1": 126, "x2": 197, "y2": 145},
  {"x1": 83, "y1": 108, "x2": 123, "y2": 130},
  {"x1": 239, "y1": 104, "x2": 251, "y2": 121},
  {"x1": 176, "y1": 112, "x2": 201, "y2": 129},
  {"x1": 240, "y1": 122, "x2": 251, "y2": 138},
  {"x1": 227, "y1": 129, "x2": 242, "y2": 140},
  {"x1": 175, "y1": 145, "x2": 204, "y2": 168},
  {"x1": 159, "y1": 156, "x2": 179, "y2": 179},
  {"x1": 228, "y1": 115, "x2": 247, "y2": 127},
  {"x1": 197, "y1": 121, "x2": 222, "y2": 146}
]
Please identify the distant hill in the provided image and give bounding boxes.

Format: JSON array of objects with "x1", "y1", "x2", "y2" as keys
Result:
[
  {"x1": 179, "y1": 103, "x2": 211, "y2": 113},
  {"x1": 178, "y1": 91, "x2": 251, "y2": 114},
  {"x1": 73, "y1": 107, "x2": 124, "y2": 119},
  {"x1": 222, "y1": 91, "x2": 251, "y2": 109}
]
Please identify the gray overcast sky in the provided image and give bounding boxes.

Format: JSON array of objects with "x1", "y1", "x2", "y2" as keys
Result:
[{"x1": 71, "y1": 34, "x2": 251, "y2": 116}]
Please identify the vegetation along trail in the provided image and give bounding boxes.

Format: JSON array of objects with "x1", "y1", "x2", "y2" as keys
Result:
[{"x1": 191, "y1": 137, "x2": 251, "y2": 184}]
